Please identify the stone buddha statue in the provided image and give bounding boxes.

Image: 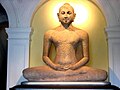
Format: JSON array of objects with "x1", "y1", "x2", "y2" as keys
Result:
[{"x1": 23, "y1": 3, "x2": 107, "y2": 82}]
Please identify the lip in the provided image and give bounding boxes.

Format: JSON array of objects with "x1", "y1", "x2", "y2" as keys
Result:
[
  {"x1": 64, "y1": 20, "x2": 69, "y2": 23},
  {"x1": 64, "y1": 18, "x2": 69, "y2": 22}
]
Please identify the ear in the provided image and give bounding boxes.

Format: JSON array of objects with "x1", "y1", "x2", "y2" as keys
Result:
[
  {"x1": 74, "y1": 13, "x2": 76, "y2": 17},
  {"x1": 57, "y1": 13, "x2": 60, "y2": 22},
  {"x1": 57, "y1": 13, "x2": 59, "y2": 17},
  {"x1": 73, "y1": 13, "x2": 76, "y2": 21}
]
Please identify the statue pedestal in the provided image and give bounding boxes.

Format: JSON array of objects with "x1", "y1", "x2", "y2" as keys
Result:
[{"x1": 10, "y1": 81, "x2": 119, "y2": 90}]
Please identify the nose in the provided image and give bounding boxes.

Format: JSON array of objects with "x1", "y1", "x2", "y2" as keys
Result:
[
  {"x1": 64, "y1": 17, "x2": 68, "y2": 19},
  {"x1": 64, "y1": 13, "x2": 68, "y2": 18}
]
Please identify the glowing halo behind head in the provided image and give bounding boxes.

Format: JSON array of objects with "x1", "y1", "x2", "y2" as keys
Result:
[
  {"x1": 73, "y1": 4, "x2": 88, "y2": 25},
  {"x1": 51, "y1": 1, "x2": 89, "y2": 27}
]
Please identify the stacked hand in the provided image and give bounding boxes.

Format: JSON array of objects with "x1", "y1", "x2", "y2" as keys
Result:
[{"x1": 53, "y1": 64, "x2": 76, "y2": 71}]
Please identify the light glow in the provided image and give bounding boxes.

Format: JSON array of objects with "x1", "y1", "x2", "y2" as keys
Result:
[
  {"x1": 73, "y1": 4, "x2": 88, "y2": 25},
  {"x1": 51, "y1": 1, "x2": 89, "y2": 26}
]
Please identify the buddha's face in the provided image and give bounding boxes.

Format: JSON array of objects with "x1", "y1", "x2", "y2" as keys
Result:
[{"x1": 58, "y1": 4, "x2": 76, "y2": 24}]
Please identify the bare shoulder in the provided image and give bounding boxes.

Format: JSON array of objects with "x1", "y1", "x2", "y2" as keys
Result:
[
  {"x1": 74, "y1": 27, "x2": 89, "y2": 39},
  {"x1": 44, "y1": 26, "x2": 60, "y2": 37},
  {"x1": 44, "y1": 30, "x2": 55, "y2": 39}
]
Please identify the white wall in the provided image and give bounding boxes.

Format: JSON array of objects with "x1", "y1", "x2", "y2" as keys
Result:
[
  {"x1": 97, "y1": 0, "x2": 120, "y2": 87},
  {"x1": 0, "y1": 0, "x2": 120, "y2": 89}
]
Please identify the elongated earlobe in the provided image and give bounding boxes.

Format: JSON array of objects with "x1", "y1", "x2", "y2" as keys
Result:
[
  {"x1": 57, "y1": 13, "x2": 59, "y2": 17},
  {"x1": 73, "y1": 13, "x2": 76, "y2": 22},
  {"x1": 74, "y1": 13, "x2": 76, "y2": 17},
  {"x1": 57, "y1": 13, "x2": 60, "y2": 22}
]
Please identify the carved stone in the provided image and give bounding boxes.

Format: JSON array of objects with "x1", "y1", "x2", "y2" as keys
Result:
[{"x1": 23, "y1": 3, "x2": 107, "y2": 82}]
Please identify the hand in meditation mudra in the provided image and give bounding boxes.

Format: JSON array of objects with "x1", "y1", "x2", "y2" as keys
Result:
[{"x1": 23, "y1": 3, "x2": 107, "y2": 81}]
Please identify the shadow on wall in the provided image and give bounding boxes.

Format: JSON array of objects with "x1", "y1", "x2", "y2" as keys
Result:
[
  {"x1": 17, "y1": 76, "x2": 27, "y2": 85},
  {"x1": 109, "y1": 68, "x2": 120, "y2": 88}
]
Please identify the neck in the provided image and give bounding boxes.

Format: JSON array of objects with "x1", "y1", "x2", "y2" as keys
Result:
[
  {"x1": 60, "y1": 23, "x2": 74, "y2": 31},
  {"x1": 61, "y1": 22, "x2": 72, "y2": 29}
]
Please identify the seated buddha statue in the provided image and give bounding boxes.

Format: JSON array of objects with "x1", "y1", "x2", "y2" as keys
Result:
[{"x1": 23, "y1": 3, "x2": 107, "y2": 82}]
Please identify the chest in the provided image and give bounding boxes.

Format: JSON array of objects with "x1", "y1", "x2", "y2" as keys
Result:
[{"x1": 51, "y1": 30, "x2": 81, "y2": 44}]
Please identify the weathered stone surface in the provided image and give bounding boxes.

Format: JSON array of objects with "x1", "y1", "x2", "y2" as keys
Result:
[{"x1": 23, "y1": 3, "x2": 107, "y2": 82}]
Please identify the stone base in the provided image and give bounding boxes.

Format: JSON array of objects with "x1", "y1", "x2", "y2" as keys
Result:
[{"x1": 10, "y1": 81, "x2": 119, "y2": 90}]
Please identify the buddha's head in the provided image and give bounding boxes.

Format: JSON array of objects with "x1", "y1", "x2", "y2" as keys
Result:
[{"x1": 57, "y1": 3, "x2": 76, "y2": 24}]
